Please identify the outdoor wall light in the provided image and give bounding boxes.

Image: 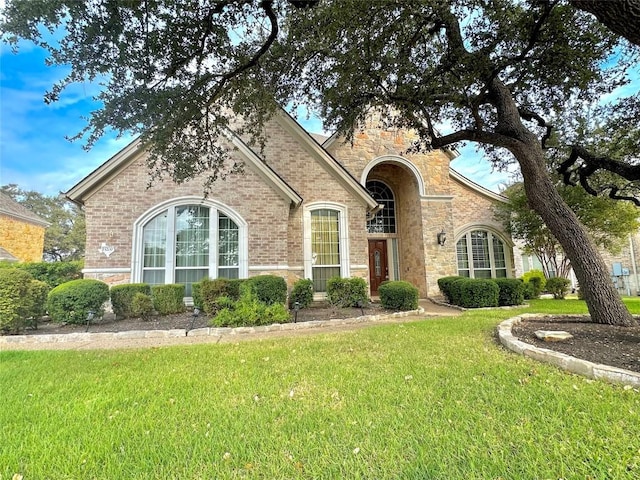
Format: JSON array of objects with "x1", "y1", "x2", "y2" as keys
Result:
[{"x1": 437, "y1": 229, "x2": 447, "y2": 246}]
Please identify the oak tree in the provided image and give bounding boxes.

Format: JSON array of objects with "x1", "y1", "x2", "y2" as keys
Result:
[{"x1": 2, "y1": 0, "x2": 638, "y2": 325}]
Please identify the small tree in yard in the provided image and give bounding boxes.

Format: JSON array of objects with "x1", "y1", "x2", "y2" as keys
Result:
[{"x1": 3, "y1": 0, "x2": 638, "y2": 326}]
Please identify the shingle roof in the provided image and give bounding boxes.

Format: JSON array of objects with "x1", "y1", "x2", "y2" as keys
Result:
[{"x1": 0, "y1": 192, "x2": 50, "y2": 227}]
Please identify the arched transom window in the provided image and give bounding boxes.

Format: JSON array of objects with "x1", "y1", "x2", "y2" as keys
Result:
[
  {"x1": 366, "y1": 180, "x2": 396, "y2": 234},
  {"x1": 136, "y1": 201, "x2": 247, "y2": 296},
  {"x1": 456, "y1": 230, "x2": 508, "y2": 278}
]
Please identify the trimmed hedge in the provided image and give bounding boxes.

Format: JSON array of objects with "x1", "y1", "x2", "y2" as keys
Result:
[
  {"x1": 27, "y1": 279, "x2": 50, "y2": 326},
  {"x1": 379, "y1": 281, "x2": 419, "y2": 311},
  {"x1": 546, "y1": 277, "x2": 571, "y2": 299},
  {"x1": 110, "y1": 283, "x2": 152, "y2": 319},
  {"x1": 522, "y1": 269, "x2": 545, "y2": 298},
  {"x1": 459, "y1": 279, "x2": 499, "y2": 308},
  {"x1": 326, "y1": 276, "x2": 369, "y2": 308},
  {"x1": 245, "y1": 275, "x2": 287, "y2": 305},
  {"x1": 493, "y1": 278, "x2": 525, "y2": 306},
  {"x1": 151, "y1": 284, "x2": 186, "y2": 315},
  {"x1": 47, "y1": 279, "x2": 110, "y2": 324},
  {"x1": 437, "y1": 276, "x2": 465, "y2": 304},
  {"x1": 131, "y1": 292, "x2": 154, "y2": 320},
  {"x1": 0, "y1": 260, "x2": 83, "y2": 288},
  {"x1": 290, "y1": 278, "x2": 313, "y2": 309},
  {"x1": 0, "y1": 268, "x2": 34, "y2": 333}
]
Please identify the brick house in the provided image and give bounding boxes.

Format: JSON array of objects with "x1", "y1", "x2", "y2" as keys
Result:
[
  {"x1": 66, "y1": 109, "x2": 514, "y2": 299},
  {"x1": 0, "y1": 191, "x2": 49, "y2": 262}
]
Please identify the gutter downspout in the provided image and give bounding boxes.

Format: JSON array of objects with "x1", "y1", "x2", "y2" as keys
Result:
[{"x1": 630, "y1": 235, "x2": 639, "y2": 296}]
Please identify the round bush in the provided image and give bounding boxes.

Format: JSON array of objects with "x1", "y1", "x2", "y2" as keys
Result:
[
  {"x1": 326, "y1": 277, "x2": 368, "y2": 307},
  {"x1": 245, "y1": 275, "x2": 287, "y2": 305},
  {"x1": 546, "y1": 277, "x2": 571, "y2": 299},
  {"x1": 47, "y1": 279, "x2": 110, "y2": 324},
  {"x1": 110, "y1": 283, "x2": 151, "y2": 319},
  {"x1": 493, "y1": 278, "x2": 525, "y2": 306},
  {"x1": 448, "y1": 277, "x2": 468, "y2": 306},
  {"x1": 0, "y1": 268, "x2": 34, "y2": 333},
  {"x1": 131, "y1": 292, "x2": 154, "y2": 320},
  {"x1": 522, "y1": 270, "x2": 546, "y2": 297},
  {"x1": 437, "y1": 276, "x2": 465, "y2": 303},
  {"x1": 151, "y1": 284, "x2": 186, "y2": 315},
  {"x1": 290, "y1": 278, "x2": 313, "y2": 309},
  {"x1": 379, "y1": 281, "x2": 419, "y2": 311},
  {"x1": 459, "y1": 279, "x2": 499, "y2": 308}
]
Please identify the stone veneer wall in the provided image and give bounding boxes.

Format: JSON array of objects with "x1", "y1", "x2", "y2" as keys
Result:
[{"x1": 0, "y1": 215, "x2": 45, "y2": 262}]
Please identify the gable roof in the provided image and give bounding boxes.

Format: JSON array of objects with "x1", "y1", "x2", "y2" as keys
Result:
[
  {"x1": 274, "y1": 110, "x2": 379, "y2": 211},
  {"x1": 0, "y1": 192, "x2": 50, "y2": 227},
  {"x1": 0, "y1": 246, "x2": 19, "y2": 262},
  {"x1": 449, "y1": 168, "x2": 508, "y2": 203},
  {"x1": 65, "y1": 132, "x2": 303, "y2": 207}
]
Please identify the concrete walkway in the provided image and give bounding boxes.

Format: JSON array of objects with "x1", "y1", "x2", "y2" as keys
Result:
[{"x1": 0, "y1": 300, "x2": 461, "y2": 351}]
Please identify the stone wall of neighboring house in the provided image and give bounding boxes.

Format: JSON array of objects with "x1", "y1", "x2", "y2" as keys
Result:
[{"x1": 0, "y1": 214, "x2": 45, "y2": 262}]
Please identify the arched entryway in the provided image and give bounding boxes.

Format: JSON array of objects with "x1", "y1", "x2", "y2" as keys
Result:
[{"x1": 363, "y1": 157, "x2": 427, "y2": 295}]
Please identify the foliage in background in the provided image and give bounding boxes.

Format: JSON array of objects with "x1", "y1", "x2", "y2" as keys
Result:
[
  {"x1": 47, "y1": 279, "x2": 109, "y2": 324},
  {"x1": 1, "y1": 184, "x2": 85, "y2": 261},
  {"x1": 494, "y1": 182, "x2": 639, "y2": 279},
  {"x1": 522, "y1": 270, "x2": 546, "y2": 297},
  {"x1": 110, "y1": 284, "x2": 152, "y2": 319},
  {"x1": 0, "y1": 260, "x2": 83, "y2": 288},
  {"x1": 289, "y1": 278, "x2": 313, "y2": 309},
  {"x1": 151, "y1": 284, "x2": 185, "y2": 315},
  {"x1": 378, "y1": 281, "x2": 419, "y2": 311},
  {"x1": 546, "y1": 277, "x2": 572, "y2": 299},
  {"x1": 0, "y1": 268, "x2": 34, "y2": 333},
  {"x1": 326, "y1": 277, "x2": 369, "y2": 308}
]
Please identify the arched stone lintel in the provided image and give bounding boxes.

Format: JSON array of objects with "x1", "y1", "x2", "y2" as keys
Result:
[{"x1": 360, "y1": 155, "x2": 426, "y2": 197}]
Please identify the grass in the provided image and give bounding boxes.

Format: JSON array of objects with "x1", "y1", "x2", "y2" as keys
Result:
[{"x1": 1, "y1": 299, "x2": 639, "y2": 478}]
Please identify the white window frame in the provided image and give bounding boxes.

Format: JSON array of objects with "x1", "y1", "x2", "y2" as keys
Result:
[
  {"x1": 455, "y1": 228, "x2": 511, "y2": 279},
  {"x1": 303, "y1": 202, "x2": 350, "y2": 292},
  {"x1": 131, "y1": 197, "x2": 248, "y2": 286}
]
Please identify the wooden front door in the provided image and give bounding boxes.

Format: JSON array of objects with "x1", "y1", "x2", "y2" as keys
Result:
[{"x1": 368, "y1": 239, "x2": 388, "y2": 296}]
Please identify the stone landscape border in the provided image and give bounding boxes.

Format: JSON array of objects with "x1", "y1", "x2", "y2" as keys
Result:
[
  {"x1": 498, "y1": 313, "x2": 640, "y2": 387},
  {"x1": 0, "y1": 307, "x2": 424, "y2": 346}
]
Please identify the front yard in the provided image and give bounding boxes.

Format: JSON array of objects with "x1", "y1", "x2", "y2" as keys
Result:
[{"x1": 1, "y1": 301, "x2": 639, "y2": 479}]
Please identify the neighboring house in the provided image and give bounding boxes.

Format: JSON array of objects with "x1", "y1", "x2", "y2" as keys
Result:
[
  {"x1": 66, "y1": 109, "x2": 514, "y2": 299},
  {"x1": 0, "y1": 192, "x2": 49, "y2": 262}
]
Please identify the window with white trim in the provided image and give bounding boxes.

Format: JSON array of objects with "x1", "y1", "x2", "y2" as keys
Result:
[
  {"x1": 456, "y1": 230, "x2": 509, "y2": 278},
  {"x1": 366, "y1": 180, "x2": 396, "y2": 234},
  {"x1": 139, "y1": 202, "x2": 245, "y2": 296},
  {"x1": 304, "y1": 203, "x2": 350, "y2": 293}
]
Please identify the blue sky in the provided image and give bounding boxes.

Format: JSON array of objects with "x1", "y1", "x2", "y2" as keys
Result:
[{"x1": 1, "y1": 36, "x2": 594, "y2": 197}]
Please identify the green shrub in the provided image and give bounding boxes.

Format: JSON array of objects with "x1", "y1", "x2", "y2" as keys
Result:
[
  {"x1": 0, "y1": 268, "x2": 34, "y2": 333},
  {"x1": 546, "y1": 277, "x2": 571, "y2": 299},
  {"x1": 493, "y1": 278, "x2": 525, "y2": 306},
  {"x1": 522, "y1": 269, "x2": 546, "y2": 297},
  {"x1": 198, "y1": 278, "x2": 244, "y2": 315},
  {"x1": 459, "y1": 279, "x2": 499, "y2": 308},
  {"x1": 245, "y1": 275, "x2": 287, "y2": 305},
  {"x1": 151, "y1": 284, "x2": 186, "y2": 315},
  {"x1": 192, "y1": 281, "x2": 203, "y2": 309},
  {"x1": 437, "y1": 276, "x2": 465, "y2": 303},
  {"x1": 27, "y1": 279, "x2": 50, "y2": 326},
  {"x1": 210, "y1": 286, "x2": 290, "y2": 327},
  {"x1": 448, "y1": 278, "x2": 468, "y2": 306},
  {"x1": 290, "y1": 278, "x2": 313, "y2": 309},
  {"x1": 110, "y1": 283, "x2": 151, "y2": 319},
  {"x1": 131, "y1": 292, "x2": 154, "y2": 320},
  {"x1": 0, "y1": 260, "x2": 83, "y2": 288},
  {"x1": 379, "y1": 281, "x2": 419, "y2": 311},
  {"x1": 522, "y1": 280, "x2": 536, "y2": 300},
  {"x1": 47, "y1": 279, "x2": 110, "y2": 324},
  {"x1": 326, "y1": 276, "x2": 369, "y2": 307}
]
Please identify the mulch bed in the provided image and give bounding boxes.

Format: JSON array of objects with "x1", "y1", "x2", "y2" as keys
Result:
[
  {"x1": 512, "y1": 316, "x2": 640, "y2": 373},
  {"x1": 17, "y1": 304, "x2": 391, "y2": 336}
]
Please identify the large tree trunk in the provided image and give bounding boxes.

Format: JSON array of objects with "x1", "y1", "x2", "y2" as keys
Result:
[
  {"x1": 571, "y1": 0, "x2": 640, "y2": 47},
  {"x1": 489, "y1": 78, "x2": 636, "y2": 326}
]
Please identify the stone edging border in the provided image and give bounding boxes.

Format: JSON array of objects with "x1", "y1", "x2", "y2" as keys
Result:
[
  {"x1": 498, "y1": 313, "x2": 640, "y2": 387},
  {"x1": 0, "y1": 307, "x2": 425, "y2": 346}
]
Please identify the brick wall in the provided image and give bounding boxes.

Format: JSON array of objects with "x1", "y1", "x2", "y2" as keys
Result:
[{"x1": 0, "y1": 215, "x2": 45, "y2": 262}]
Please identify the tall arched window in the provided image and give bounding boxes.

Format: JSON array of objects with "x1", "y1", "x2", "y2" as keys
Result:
[
  {"x1": 366, "y1": 180, "x2": 396, "y2": 234},
  {"x1": 456, "y1": 230, "x2": 508, "y2": 278},
  {"x1": 135, "y1": 199, "x2": 247, "y2": 296}
]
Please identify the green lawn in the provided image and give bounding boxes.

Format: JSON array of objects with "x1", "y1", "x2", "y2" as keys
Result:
[{"x1": 1, "y1": 299, "x2": 639, "y2": 479}]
